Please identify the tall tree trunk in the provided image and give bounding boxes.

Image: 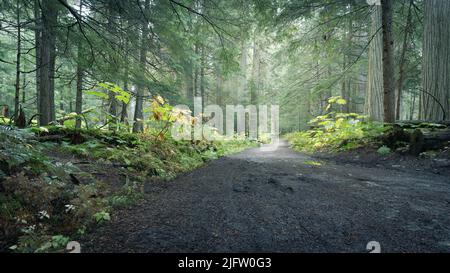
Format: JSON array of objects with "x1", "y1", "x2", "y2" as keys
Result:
[
  {"x1": 133, "y1": 0, "x2": 150, "y2": 133},
  {"x1": 120, "y1": 80, "x2": 129, "y2": 124},
  {"x1": 314, "y1": 53, "x2": 322, "y2": 117},
  {"x1": 49, "y1": 32, "x2": 56, "y2": 122},
  {"x1": 59, "y1": 93, "x2": 64, "y2": 111},
  {"x1": 420, "y1": 0, "x2": 450, "y2": 121},
  {"x1": 108, "y1": 91, "x2": 117, "y2": 129},
  {"x1": 185, "y1": 63, "x2": 194, "y2": 106},
  {"x1": 107, "y1": 3, "x2": 118, "y2": 130},
  {"x1": 396, "y1": 0, "x2": 413, "y2": 120},
  {"x1": 22, "y1": 73, "x2": 26, "y2": 104},
  {"x1": 75, "y1": 0, "x2": 84, "y2": 129},
  {"x1": 120, "y1": 41, "x2": 130, "y2": 125},
  {"x1": 120, "y1": 48, "x2": 130, "y2": 125},
  {"x1": 37, "y1": 0, "x2": 58, "y2": 125},
  {"x1": 215, "y1": 66, "x2": 223, "y2": 106},
  {"x1": 68, "y1": 82, "x2": 73, "y2": 113},
  {"x1": 75, "y1": 67, "x2": 83, "y2": 129},
  {"x1": 381, "y1": 0, "x2": 396, "y2": 123},
  {"x1": 323, "y1": 65, "x2": 332, "y2": 114},
  {"x1": 250, "y1": 36, "x2": 259, "y2": 105},
  {"x1": 200, "y1": 46, "x2": 206, "y2": 110},
  {"x1": 34, "y1": 0, "x2": 41, "y2": 117},
  {"x1": 365, "y1": 5, "x2": 384, "y2": 121},
  {"x1": 410, "y1": 91, "x2": 416, "y2": 120},
  {"x1": 341, "y1": 56, "x2": 347, "y2": 112},
  {"x1": 341, "y1": 5, "x2": 353, "y2": 113},
  {"x1": 239, "y1": 38, "x2": 248, "y2": 104},
  {"x1": 193, "y1": 43, "x2": 199, "y2": 97},
  {"x1": 14, "y1": 1, "x2": 21, "y2": 121}
]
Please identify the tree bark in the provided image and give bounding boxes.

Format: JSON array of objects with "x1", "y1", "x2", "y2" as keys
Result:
[
  {"x1": 75, "y1": 0, "x2": 83, "y2": 129},
  {"x1": 239, "y1": 38, "x2": 248, "y2": 104},
  {"x1": 381, "y1": 0, "x2": 396, "y2": 123},
  {"x1": 341, "y1": 5, "x2": 353, "y2": 113},
  {"x1": 420, "y1": 0, "x2": 450, "y2": 121},
  {"x1": 410, "y1": 91, "x2": 416, "y2": 120},
  {"x1": 185, "y1": 62, "x2": 194, "y2": 106},
  {"x1": 34, "y1": 0, "x2": 41, "y2": 117},
  {"x1": 250, "y1": 35, "x2": 259, "y2": 105},
  {"x1": 133, "y1": 0, "x2": 150, "y2": 133},
  {"x1": 37, "y1": 0, "x2": 58, "y2": 125},
  {"x1": 121, "y1": 41, "x2": 130, "y2": 125},
  {"x1": 107, "y1": 2, "x2": 118, "y2": 130},
  {"x1": 365, "y1": 5, "x2": 384, "y2": 121},
  {"x1": 200, "y1": 46, "x2": 206, "y2": 110},
  {"x1": 193, "y1": 43, "x2": 199, "y2": 97},
  {"x1": 14, "y1": 0, "x2": 21, "y2": 122},
  {"x1": 215, "y1": 66, "x2": 223, "y2": 106},
  {"x1": 396, "y1": 0, "x2": 413, "y2": 120},
  {"x1": 75, "y1": 67, "x2": 83, "y2": 129},
  {"x1": 341, "y1": 56, "x2": 348, "y2": 113},
  {"x1": 22, "y1": 73, "x2": 26, "y2": 104},
  {"x1": 49, "y1": 29, "x2": 56, "y2": 122},
  {"x1": 120, "y1": 84, "x2": 128, "y2": 124},
  {"x1": 120, "y1": 56, "x2": 129, "y2": 125}
]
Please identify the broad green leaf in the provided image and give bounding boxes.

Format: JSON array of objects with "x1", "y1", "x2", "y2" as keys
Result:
[{"x1": 85, "y1": 91, "x2": 109, "y2": 99}]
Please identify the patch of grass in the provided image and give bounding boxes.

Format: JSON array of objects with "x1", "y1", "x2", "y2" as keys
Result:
[
  {"x1": 304, "y1": 161, "x2": 322, "y2": 166},
  {"x1": 215, "y1": 139, "x2": 258, "y2": 156}
]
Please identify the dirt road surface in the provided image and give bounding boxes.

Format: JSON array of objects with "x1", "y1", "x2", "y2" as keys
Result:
[{"x1": 83, "y1": 141, "x2": 450, "y2": 253}]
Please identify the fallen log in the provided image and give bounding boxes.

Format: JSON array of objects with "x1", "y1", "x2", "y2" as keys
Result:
[
  {"x1": 36, "y1": 131, "x2": 86, "y2": 144},
  {"x1": 409, "y1": 129, "x2": 450, "y2": 155},
  {"x1": 36, "y1": 135, "x2": 65, "y2": 142},
  {"x1": 396, "y1": 120, "x2": 450, "y2": 129}
]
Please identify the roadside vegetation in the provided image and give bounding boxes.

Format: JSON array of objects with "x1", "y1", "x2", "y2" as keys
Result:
[
  {"x1": 286, "y1": 97, "x2": 388, "y2": 153},
  {"x1": 286, "y1": 97, "x2": 450, "y2": 158},
  {"x1": 0, "y1": 95, "x2": 256, "y2": 253}
]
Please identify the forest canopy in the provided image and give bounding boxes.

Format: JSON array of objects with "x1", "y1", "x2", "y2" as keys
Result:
[{"x1": 0, "y1": 0, "x2": 449, "y2": 132}]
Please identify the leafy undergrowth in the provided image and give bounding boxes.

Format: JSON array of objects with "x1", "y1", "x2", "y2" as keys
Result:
[
  {"x1": 285, "y1": 98, "x2": 450, "y2": 174},
  {"x1": 284, "y1": 96, "x2": 390, "y2": 153},
  {"x1": 0, "y1": 127, "x2": 256, "y2": 253},
  {"x1": 286, "y1": 113, "x2": 389, "y2": 153}
]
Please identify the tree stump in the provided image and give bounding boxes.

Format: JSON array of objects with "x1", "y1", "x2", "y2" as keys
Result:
[
  {"x1": 382, "y1": 125, "x2": 410, "y2": 149},
  {"x1": 409, "y1": 129, "x2": 425, "y2": 155},
  {"x1": 15, "y1": 108, "x2": 26, "y2": 128}
]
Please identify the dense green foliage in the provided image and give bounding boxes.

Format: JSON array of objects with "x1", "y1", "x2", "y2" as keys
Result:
[
  {"x1": 0, "y1": 127, "x2": 255, "y2": 252},
  {"x1": 286, "y1": 97, "x2": 388, "y2": 152}
]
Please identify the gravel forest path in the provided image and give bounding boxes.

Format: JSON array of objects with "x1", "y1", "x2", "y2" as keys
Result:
[{"x1": 84, "y1": 140, "x2": 450, "y2": 253}]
